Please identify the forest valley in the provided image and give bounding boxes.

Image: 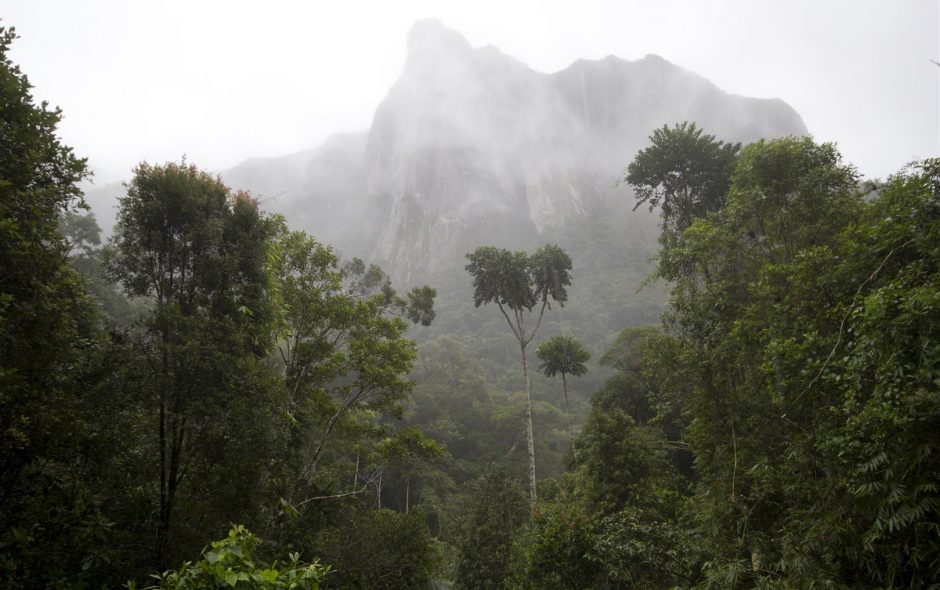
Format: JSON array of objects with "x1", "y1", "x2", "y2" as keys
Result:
[{"x1": 2, "y1": 25, "x2": 939, "y2": 590}]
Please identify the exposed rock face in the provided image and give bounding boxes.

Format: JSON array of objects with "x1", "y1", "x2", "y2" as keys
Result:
[
  {"x1": 210, "y1": 19, "x2": 805, "y2": 283},
  {"x1": 363, "y1": 19, "x2": 806, "y2": 283}
]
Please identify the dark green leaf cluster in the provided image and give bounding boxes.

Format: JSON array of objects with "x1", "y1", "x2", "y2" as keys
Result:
[
  {"x1": 1, "y1": 27, "x2": 442, "y2": 583},
  {"x1": 465, "y1": 244, "x2": 571, "y2": 312},
  {"x1": 626, "y1": 122, "x2": 740, "y2": 238},
  {"x1": 453, "y1": 468, "x2": 528, "y2": 590},
  {"x1": 0, "y1": 25, "x2": 111, "y2": 589},
  {"x1": 510, "y1": 504, "x2": 605, "y2": 590},
  {"x1": 628, "y1": 130, "x2": 938, "y2": 586},
  {"x1": 536, "y1": 335, "x2": 590, "y2": 379},
  {"x1": 314, "y1": 509, "x2": 436, "y2": 590}
]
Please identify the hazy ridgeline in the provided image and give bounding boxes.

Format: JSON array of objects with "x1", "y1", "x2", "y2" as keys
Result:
[{"x1": 4, "y1": 19, "x2": 938, "y2": 590}]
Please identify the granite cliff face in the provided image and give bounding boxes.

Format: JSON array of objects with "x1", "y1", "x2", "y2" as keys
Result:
[
  {"x1": 216, "y1": 19, "x2": 806, "y2": 283},
  {"x1": 363, "y1": 19, "x2": 806, "y2": 282}
]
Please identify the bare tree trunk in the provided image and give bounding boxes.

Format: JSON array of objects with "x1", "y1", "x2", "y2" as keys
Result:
[
  {"x1": 157, "y1": 395, "x2": 168, "y2": 567},
  {"x1": 156, "y1": 319, "x2": 170, "y2": 569},
  {"x1": 562, "y1": 373, "x2": 569, "y2": 415},
  {"x1": 562, "y1": 372, "x2": 578, "y2": 461},
  {"x1": 405, "y1": 476, "x2": 410, "y2": 514},
  {"x1": 521, "y1": 342, "x2": 537, "y2": 510}
]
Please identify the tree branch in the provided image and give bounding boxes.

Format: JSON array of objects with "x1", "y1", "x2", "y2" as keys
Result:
[
  {"x1": 524, "y1": 300, "x2": 550, "y2": 346},
  {"x1": 495, "y1": 301, "x2": 522, "y2": 342}
]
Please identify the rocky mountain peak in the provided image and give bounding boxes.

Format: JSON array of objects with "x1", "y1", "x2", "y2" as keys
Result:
[
  {"x1": 217, "y1": 20, "x2": 808, "y2": 286},
  {"x1": 405, "y1": 19, "x2": 473, "y2": 73},
  {"x1": 361, "y1": 22, "x2": 807, "y2": 283}
]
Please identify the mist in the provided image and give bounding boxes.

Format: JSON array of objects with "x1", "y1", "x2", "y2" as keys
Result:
[{"x1": 4, "y1": 0, "x2": 936, "y2": 187}]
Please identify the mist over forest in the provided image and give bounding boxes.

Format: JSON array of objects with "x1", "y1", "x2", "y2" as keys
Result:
[{"x1": 2, "y1": 11, "x2": 939, "y2": 590}]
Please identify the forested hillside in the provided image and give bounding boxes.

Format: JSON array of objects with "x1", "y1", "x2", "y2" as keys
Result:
[{"x1": 2, "y1": 19, "x2": 938, "y2": 590}]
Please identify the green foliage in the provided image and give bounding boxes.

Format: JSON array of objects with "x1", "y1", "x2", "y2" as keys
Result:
[
  {"x1": 535, "y1": 335, "x2": 590, "y2": 414},
  {"x1": 576, "y1": 409, "x2": 677, "y2": 515},
  {"x1": 266, "y1": 225, "x2": 436, "y2": 521},
  {"x1": 593, "y1": 506, "x2": 702, "y2": 589},
  {"x1": 649, "y1": 136, "x2": 864, "y2": 585},
  {"x1": 2, "y1": 24, "x2": 450, "y2": 589},
  {"x1": 108, "y1": 161, "x2": 281, "y2": 566},
  {"x1": 535, "y1": 335, "x2": 590, "y2": 380},
  {"x1": 466, "y1": 244, "x2": 574, "y2": 507},
  {"x1": 466, "y1": 244, "x2": 572, "y2": 313},
  {"x1": 626, "y1": 122, "x2": 740, "y2": 240},
  {"x1": 599, "y1": 326, "x2": 659, "y2": 374},
  {"x1": 142, "y1": 526, "x2": 328, "y2": 589},
  {"x1": 454, "y1": 468, "x2": 528, "y2": 590},
  {"x1": 823, "y1": 159, "x2": 940, "y2": 586},
  {"x1": 340, "y1": 257, "x2": 437, "y2": 326},
  {"x1": 0, "y1": 23, "x2": 91, "y2": 487},
  {"x1": 314, "y1": 509, "x2": 435, "y2": 590},
  {"x1": 0, "y1": 25, "x2": 114, "y2": 589},
  {"x1": 627, "y1": 127, "x2": 939, "y2": 586},
  {"x1": 510, "y1": 503, "x2": 603, "y2": 590}
]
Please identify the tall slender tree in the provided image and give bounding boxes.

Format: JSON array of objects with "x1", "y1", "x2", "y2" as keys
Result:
[{"x1": 465, "y1": 244, "x2": 572, "y2": 508}]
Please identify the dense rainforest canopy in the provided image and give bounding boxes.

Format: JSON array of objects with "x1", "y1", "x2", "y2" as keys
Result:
[{"x1": 1, "y1": 24, "x2": 938, "y2": 589}]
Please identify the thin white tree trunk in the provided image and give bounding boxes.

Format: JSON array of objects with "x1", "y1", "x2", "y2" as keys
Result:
[
  {"x1": 521, "y1": 341, "x2": 537, "y2": 510},
  {"x1": 562, "y1": 373, "x2": 569, "y2": 415}
]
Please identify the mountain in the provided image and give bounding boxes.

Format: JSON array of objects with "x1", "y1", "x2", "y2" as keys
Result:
[
  {"x1": 216, "y1": 19, "x2": 804, "y2": 283},
  {"x1": 361, "y1": 19, "x2": 806, "y2": 283},
  {"x1": 74, "y1": 18, "x2": 812, "y2": 485},
  {"x1": 84, "y1": 19, "x2": 806, "y2": 287}
]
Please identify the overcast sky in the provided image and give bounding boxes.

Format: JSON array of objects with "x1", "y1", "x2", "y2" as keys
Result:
[{"x1": 3, "y1": 0, "x2": 938, "y2": 184}]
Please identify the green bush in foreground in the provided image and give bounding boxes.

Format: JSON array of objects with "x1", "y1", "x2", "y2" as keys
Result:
[{"x1": 135, "y1": 526, "x2": 328, "y2": 590}]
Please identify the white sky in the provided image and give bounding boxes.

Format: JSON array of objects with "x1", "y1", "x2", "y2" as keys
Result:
[{"x1": 2, "y1": 0, "x2": 938, "y2": 184}]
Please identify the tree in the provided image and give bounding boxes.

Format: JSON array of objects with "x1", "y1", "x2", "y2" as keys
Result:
[
  {"x1": 625, "y1": 122, "x2": 740, "y2": 280},
  {"x1": 0, "y1": 23, "x2": 91, "y2": 488},
  {"x1": 465, "y1": 244, "x2": 572, "y2": 508},
  {"x1": 626, "y1": 122, "x2": 740, "y2": 232},
  {"x1": 376, "y1": 427, "x2": 445, "y2": 513},
  {"x1": 658, "y1": 137, "x2": 862, "y2": 584},
  {"x1": 314, "y1": 509, "x2": 435, "y2": 590},
  {"x1": 535, "y1": 335, "x2": 590, "y2": 414},
  {"x1": 108, "y1": 162, "x2": 278, "y2": 567},
  {"x1": 629, "y1": 136, "x2": 935, "y2": 585},
  {"x1": 0, "y1": 25, "x2": 114, "y2": 588},
  {"x1": 511, "y1": 502, "x2": 604, "y2": 590},
  {"x1": 454, "y1": 468, "x2": 528, "y2": 590},
  {"x1": 59, "y1": 211, "x2": 144, "y2": 325},
  {"x1": 267, "y1": 225, "x2": 436, "y2": 517},
  {"x1": 821, "y1": 158, "x2": 940, "y2": 585}
]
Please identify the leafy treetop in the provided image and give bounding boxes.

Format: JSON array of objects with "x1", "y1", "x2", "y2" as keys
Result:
[
  {"x1": 626, "y1": 122, "x2": 740, "y2": 237},
  {"x1": 536, "y1": 335, "x2": 590, "y2": 380},
  {"x1": 465, "y1": 243, "x2": 572, "y2": 344}
]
